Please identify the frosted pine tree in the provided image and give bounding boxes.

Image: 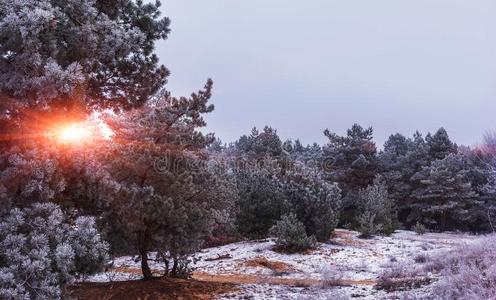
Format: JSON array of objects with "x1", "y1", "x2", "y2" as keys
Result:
[
  {"x1": 235, "y1": 126, "x2": 284, "y2": 157},
  {"x1": 234, "y1": 168, "x2": 286, "y2": 238},
  {"x1": 378, "y1": 131, "x2": 430, "y2": 226},
  {"x1": 0, "y1": 203, "x2": 108, "y2": 299},
  {"x1": 0, "y1": 0, "x2": 170, "y2": 111},
  {"x1": 425, "y1": 128, "x2": 457, "y2": 161},
  {"x1": 411, "y1": 153, "x2": 477, "y2": 230},
  {"x1": 356, "y1": 176, "x2": 396, "y2": 237},
  {"x1": 103, "y1": 80, "x2": 233, "y2": 279},
  {"x1": 279, "y1": 165, "x2": 342, "y2": 242},
  {"x1": 323, "y1": 124, "x2": 378, "y2": 225},
  {"x1": 270, "y1": 213, "x2": 316, "y2": 253}
]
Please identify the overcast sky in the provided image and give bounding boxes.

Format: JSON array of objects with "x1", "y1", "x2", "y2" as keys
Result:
[{"x1": 157, "y1": 0, "x2": 496, "y2": 147}]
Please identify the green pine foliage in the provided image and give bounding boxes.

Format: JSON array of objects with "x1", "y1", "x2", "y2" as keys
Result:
[
  {"x1": 234, "y1": 169, "x2": 286, "y2": 238},
  {"x1": 356, "y1": 176, "x2": 396, "y2": 237},
  {"x1": 410, "y1": 153, "x2": 477, "y2": 230},
  {"x1": 270, "y1": 213, "x2": 317, "y2": 253}
]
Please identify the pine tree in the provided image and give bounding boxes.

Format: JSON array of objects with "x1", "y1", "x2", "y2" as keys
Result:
[
  {"x1": 383, "y1": 133, "x2": 413, "y2": 157},
  {"x1": 411, "y1": 153, "x2": 477, "y2": 230},
  {"x1": 235, "y1": 126, "x2": 284, "y2": 157},
  {"x1": 270, "y1": 213, "x2": 316, "y2": 253},
  {"x1": 323, "y1": 124, "x2": 377, "y2": 224},
  {"x1": 102, "y1": 80, "x2": 232, "y2": 279},
  {"x1": 234, "y1": 168, "x2": 286, "y2": 238},
  {"x1": 323, "y1": 124, "x2": 377, "y2": 191},
  {"x1": 356, "y1": 176, "x2": 396, "y2": 237},
  {"x1": 0, "y1": 203, "x2": 108, "y2": 299},
  {"x1": 0, "y1": 0, "x2": 170, "y2": 111},
  {"x1": 378, "y1": 131, "x2": 430, "y2": 226},
  {"x1": 426, "y1": 128, "x2": 457, "y2": 161},
  {"x1": 280, "y1": 167, "x2": 342, "y2": 242}
]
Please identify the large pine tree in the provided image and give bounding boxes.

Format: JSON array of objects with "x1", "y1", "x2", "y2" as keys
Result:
[
  {"x1": 0, "y1": 0, "x2": 170, "y2": 112},
  {"x1": 102, "y1": 80, "x2": 233, "y2": 279},
  {"x1": 410, "y1": 153, "x2": 477, "y2": 230},
  {"x1": 323, "y1": 124, "x2": 377, "y2": 224}
]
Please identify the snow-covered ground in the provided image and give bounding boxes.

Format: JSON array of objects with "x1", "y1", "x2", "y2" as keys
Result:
[{"x1": 85, "y1": 229, "x2": 481, "y2": 299}]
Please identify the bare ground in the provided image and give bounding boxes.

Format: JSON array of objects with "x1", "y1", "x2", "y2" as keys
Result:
[
  {"x1": 79, "y1": 229, "x2": 479, "y2": 299},
  {"x1": 68, "y1": 278, "x2": 237, "y2": 300}
]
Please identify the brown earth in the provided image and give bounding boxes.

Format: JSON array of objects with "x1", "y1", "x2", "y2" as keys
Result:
[{"x1": 68, "y1": 278, "x2": 237, "y2": 300}]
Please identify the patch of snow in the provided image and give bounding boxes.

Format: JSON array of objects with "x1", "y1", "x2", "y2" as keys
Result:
[{"x1": 84, "y1": 229, "x2": 482, "y2": 298}]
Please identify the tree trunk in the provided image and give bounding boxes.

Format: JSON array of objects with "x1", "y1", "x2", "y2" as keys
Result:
[
  {"x1": 163, "y1": 258, "x2": 170, "y2": 277},
  {"x1": 440, "y1": 211, "x2": 447, "y2": 231},
  {"x1": 171, "y1": 258, "x2": 178, "y2": 277},
  {"x1": 138, "y1": 227, "x2": 153, "y2": 280}
]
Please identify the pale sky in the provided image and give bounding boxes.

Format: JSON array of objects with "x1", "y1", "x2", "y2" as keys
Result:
[{"x1": 157, "y1": 1, "x2": 496, "y2": 147}]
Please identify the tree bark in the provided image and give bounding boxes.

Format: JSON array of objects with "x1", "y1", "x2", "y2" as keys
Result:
[
  {"x1": 163, "y1": 258, "x2": 170, "y2": 277},
  {"x1": 171, "y1": 258, "x2": 178, "y2": 277},
  {"x1": 138, "y1": 227, "x2": 153, "y2": 280}
]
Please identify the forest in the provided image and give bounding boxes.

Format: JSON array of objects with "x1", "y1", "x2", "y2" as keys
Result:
[{"x1": 1, "y1": 1, "x2": 495, "y2": 299}]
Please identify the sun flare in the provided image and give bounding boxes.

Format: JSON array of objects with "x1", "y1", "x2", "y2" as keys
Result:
[{"x1": 55, "y1": 123, "x2": 93, "y2": 144}]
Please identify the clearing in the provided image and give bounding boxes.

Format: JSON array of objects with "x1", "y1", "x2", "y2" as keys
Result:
[{"x1": 75, "y1": 229, "x2": 479, "y2": 299}]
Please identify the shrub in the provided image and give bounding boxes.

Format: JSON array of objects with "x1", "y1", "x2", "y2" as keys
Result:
[
  {"x1": 414, "y1": 254, "x2": 428, "y2": 264},
  {"x1": 380, "y1": 260, "x2": 416, "y2": 281},
  {"x1": 382, "y1": 234, "x2": 496, "y2": 298},
  {"x1": 164, "y1": 257, "x2": 194, "y2": 279},
  {"x1": 235, "y1": 169, "x2": 286, "y2": 238},
  {"x1": 270, "y1": 213, "x2": 316, "y2": 253},
  {"x1": 318, "y1": 265, "x2": 343, "y2": 286},
  {"x1": 377, "y1": 260, "x2": 427, "y2": 292},
  {"x1": 356, "y1": 211, "x2": 384, "y2": 238},
  {"x1": 356, "y1": 177, "x2": 396, "y2": 237},
  {"x1": 0, "y1": 203, "x2": 108, "y2": 299},
  {"x1": 426, "y1": 235, "x2": 496, "y2": 299},
  {"x1": 281, "y1": 170, "x2": 342, "y2": 242},
  {"x1": 413, "y1": 221, "x2": 428, "y2": 235}
]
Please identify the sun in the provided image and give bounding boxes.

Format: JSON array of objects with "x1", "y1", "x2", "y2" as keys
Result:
[
  {"x1": 55, "y1": 123, "x2": 93, "y2": 144},
  {"x1": 44, "y1": 113, "x2": 113, "y2": 146}
]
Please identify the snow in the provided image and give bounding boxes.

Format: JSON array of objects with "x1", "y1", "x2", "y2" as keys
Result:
[
  {"x1": 193, "y1": 229, "x2": 477, "y2": 281},
  {"x1": 84, "y1": 229, "x2": 481, "y2": 299}
]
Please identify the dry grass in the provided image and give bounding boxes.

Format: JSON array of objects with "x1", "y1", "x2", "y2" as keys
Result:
[
  {"x1": 375, "y1": 276, "x2": 432, "y2": 292},
  {"x1": 112, "y1": 266, "x2": 162, "y2": 277},
  {"x1": 244, "y1": 256, "x2": 294, "y2": 274},
  {"x1": 332, "y1": 229, "x2": 367, "y2": 247},
  {"x1": 193, "y1": 272, "x2": 377, "y2": 287}
]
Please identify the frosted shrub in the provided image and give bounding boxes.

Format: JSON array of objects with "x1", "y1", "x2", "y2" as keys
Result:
[
  {"x1": 318, "y1": 265, "x2": 343, "y2": 286},
  {"x1": 281, "y1": 170, "x2": 342, "y2": 242},
  {"x1": 0, "y1": 203, "x2": 108, "y2": 299},
  {"x1": 270, "y1": 213, "x2": 316, "y2": 253},
  {"x1": 380, "y1": 260, "x2": 415, "y2": 281},
  {"x1": 377, "y1": 260, "x2": 427, "y2": 292},
  {"x1": 356, "y1": 211, "x2": 384, "y2": 238},
  {"x1": 414, "y1": 253, "x2": 428, "y2": 264},
  {"x1": 356, "y1": 177, "x2": 396, "y2": 237},
  {"x1": 413, "y1": 222, "x2": 428, "y2": 235},
  {"x1": 428, "y1": 235, "x2": 496, "y2": 299}
]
